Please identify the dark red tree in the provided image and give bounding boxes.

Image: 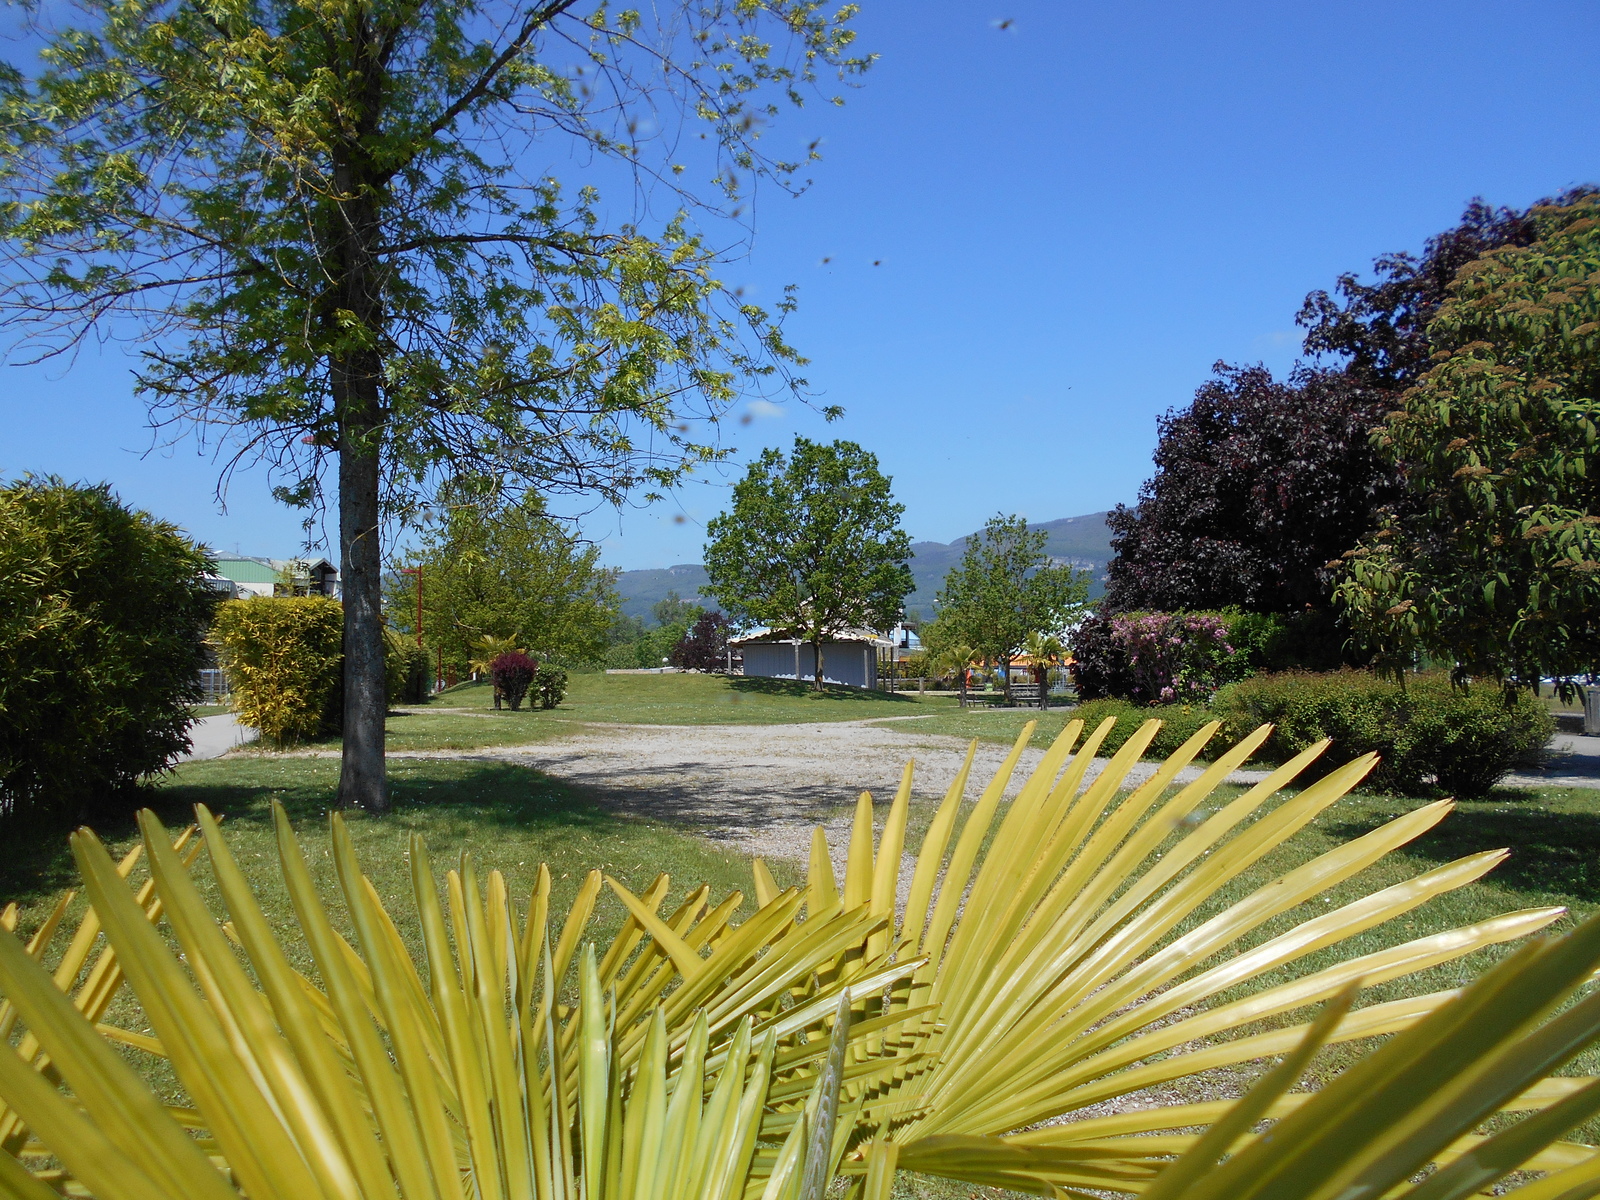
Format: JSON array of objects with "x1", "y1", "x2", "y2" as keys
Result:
[
  {"x1": 670, "y1": 612, "x2": 734, "y2": 672},
  {"x1": 1103, "y1": 364, "x2": 1406, "y2": 615},
  {"x1": 489, "y1": 652, "x2": 539, "y2": 711}
]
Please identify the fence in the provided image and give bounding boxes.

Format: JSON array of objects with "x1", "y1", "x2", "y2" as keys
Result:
[{"x1": 198, "y1": 668, "x2": 228, "y2": 703}]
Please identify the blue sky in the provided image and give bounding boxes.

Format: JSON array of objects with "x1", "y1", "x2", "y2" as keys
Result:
[{"x1": 5, "y1": 0, "x2": 1598, "y2": 569}]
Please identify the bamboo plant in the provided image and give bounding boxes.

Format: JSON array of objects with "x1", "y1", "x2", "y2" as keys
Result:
[{"x1": 1, "y1": 717, "x2": 1597, "y2": 1199}]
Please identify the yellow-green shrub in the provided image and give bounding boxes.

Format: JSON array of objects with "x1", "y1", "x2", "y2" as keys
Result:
[{"x1": 211, "y1": 597, "x2": 343, "y2": 746}]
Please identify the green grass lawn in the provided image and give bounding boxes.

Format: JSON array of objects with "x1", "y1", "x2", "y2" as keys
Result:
[
  {"x1": 1, "y1": 754, "x2": 799, "y2": 965},
  {"x1": 877, "y1": 705, "x2": 1078, "y2": 750},
  {"x1": 224, "y1": 672, "x2": 957, "y2": 754},
  {"x1": 426, "y1": 669, "x2": 956, "y2": 724}
]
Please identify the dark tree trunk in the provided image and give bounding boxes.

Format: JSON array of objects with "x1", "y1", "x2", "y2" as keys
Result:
[
  {"x1": 812, "y1": 638, "x2": 825, "y2": 691},
  {"x1": 337, "y1": 399, "x2": 388, "y2": 812}
]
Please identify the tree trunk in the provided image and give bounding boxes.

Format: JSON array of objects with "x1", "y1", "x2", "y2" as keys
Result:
[
  {"x1": 813, "y1": 638, "x2": 825, "y2": 692},
  {"x1": 1001, "y1": 655, "x2": 1013, "y2": 705},
  {"x1": 337, "y1": 426, "x2": 388, "y2": 812}
]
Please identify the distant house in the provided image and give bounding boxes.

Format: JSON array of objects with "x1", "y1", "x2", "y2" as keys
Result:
[
  {"x1": 211, "y1": 556, "x2": 340, "y2": 599},
  {"x1": 730, "y1": 627, "x2": 892, "y2": 689}
]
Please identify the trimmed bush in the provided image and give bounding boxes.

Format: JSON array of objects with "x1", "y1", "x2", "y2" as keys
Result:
[
  {"x1": 490, "y1": 651, "x2": 539, "y2": 710},
  {"x1": 384, "y1": 631, "x2": 432, "y2": 704},
  {"x1": 1069, "y1": 698, "x2": 1220, "y2": 760},
  {"x1": 0, "y1": 478, "x2": 219, "y2": 824},
  {"x1": 212, "y1": 597, "x2": 344, "y2": 746},
  {"x1": 536, "y1": 664, "x2": 569, "y2": 709},
  {"x1": 1213, "y1": 670, "x2": 1553, "y2": 796}
]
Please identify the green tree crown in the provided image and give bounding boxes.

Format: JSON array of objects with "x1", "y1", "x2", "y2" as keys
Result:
[
  {"x1": 703, "y1": 437, "x2": 912, "y2": 686},
  {"x1": 1336, "y1": 193, "x2": 1600, "y2": 687}
]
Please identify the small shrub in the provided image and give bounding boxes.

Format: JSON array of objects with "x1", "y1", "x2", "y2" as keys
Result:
[
  {"x1": 1068, "y1": 614, "x2": 1135, "y2": 701},
  {"x1": 0, "y1": 478, "x2": 220, "y2": 824},
  {"x1": 1111, "y1": 611, "x2": 1245, "y2": 703},
  {"x1": 490, "y1": 652, "x2": 538, "y2": 710},
  {"x1": 1069, "y1": 697, "x2": 1220, "y2": 759},
  {"x1": 212, "y1": 597, "x2": 344, "y2": 746},
  {"x1": 1213, "y1": 670, "x2": 1553, "y2": 796},
  {"x1": 536, "y1": 665, "x2": 569, "y2": 709}
]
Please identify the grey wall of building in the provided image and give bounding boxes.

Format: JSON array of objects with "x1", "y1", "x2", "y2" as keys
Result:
[{"x1": 740, "y1": 641, "x2": 877, "y2": 689}]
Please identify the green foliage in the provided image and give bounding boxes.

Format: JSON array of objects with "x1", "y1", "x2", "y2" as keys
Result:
[
  {"x1": 212, "y1": 598, "x2": 344, "y2": 748},
  {"x1": 390, "y1": 492, "x2": 620, "y2": 678},
  {"x1": 926, "y1": 513, "x2": 1090, "y2": 671},
  {"x1": 1067, "y1": 697, "x2": 1220, "y2": 758},
  {"x1": 0, "y1": 0, "x2": 868, "y2": 514},
  {"x1": 0, "y1": 478, "x2": 219, "y2": 825},
  {"x1": 383, "y1": 632, "x2": 431, "y2": 705},
  {"x1": 0, "y1": 0, "x2": 870, "y2": 811},
  {"x1": 1337, "y1": 193, "x2": 1600, "y2": 688},
  {"x1": 1213, "y1": 670, "x2": 1554, "y2": 796},
  {"x1": 704, "y1": 437, "x2": 913, "y2": 689},
  {"x1": 535, "y1": 665, "x2": 568, "y2": 709}
]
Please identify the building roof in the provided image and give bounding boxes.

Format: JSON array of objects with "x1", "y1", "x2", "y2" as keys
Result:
[
  {"x1": 212, "y1": 555, "x2": 337, "y2": 584},
  {"x1": 729, "y1": 626, "x2": 894, "y2": 648}
]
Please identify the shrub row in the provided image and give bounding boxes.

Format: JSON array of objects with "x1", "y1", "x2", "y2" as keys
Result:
[
  {"x1": 212, "y1": 598, "x2": 445, "y2": 747},
  {"x1": 1072, "y1": 670, "x2": 1552, "y2": 797},
  {"x1": 1211, "y1": 670, "x2": 1552, "y2": 798}
]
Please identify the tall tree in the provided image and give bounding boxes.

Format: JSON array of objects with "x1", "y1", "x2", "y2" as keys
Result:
[
  {"x1": 1296, "y1": 199, "x2": 1552, "y2": 391},
  {"x1": 927, "y1": 513, "x2": 1088, "y2": 696},
  {"x1": 0, "y1": 0, "x2": 867, "y2": 810},
  {"x1": 1103, "y1": 364, "x2": 1405, "y2": 615},
  {"x1": 703, "y1": 437, "x2": 911, "y2": 690},
  {"x1": 1336, "y1": 193, "x2": 1600, "y2": 689},
  {"x1": 387, "y1": 491, "x2": 618, "y2": 677}
]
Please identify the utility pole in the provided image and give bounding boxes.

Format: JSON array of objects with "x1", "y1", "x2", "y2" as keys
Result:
[{"x1": 400, "y1": 566, "x2": 424, "y2": 645}]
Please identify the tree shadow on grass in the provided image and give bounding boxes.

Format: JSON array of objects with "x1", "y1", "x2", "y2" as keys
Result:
[
  {"x1": 0, "y1": 760, "x2": 615, "y2": 911},
  {"x1": 726, "y1": 676, "x2": 925, "y2": 705},
  {"x1": 1325, "y1": 790, "x2": 1600, "y2": 904}
]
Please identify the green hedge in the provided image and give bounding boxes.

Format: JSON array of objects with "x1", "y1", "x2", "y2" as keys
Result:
[
  {"x1": 1212, "y1": 670, "x2": 1553, "y2": 797},
  {"x1": 1069, "y1": 698, "x2": 1222, "y2": 761},
  {"x1": 212, "y1": 597, "x2": 344, "y2": 747},
  {"x1": 0, "y1": 478, "x2": 219, "y2": 825}
]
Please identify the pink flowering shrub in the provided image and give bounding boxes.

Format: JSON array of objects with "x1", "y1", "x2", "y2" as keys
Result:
[{"x1": 1108, "y1": 612, "x2": 1243, "y2": 705}]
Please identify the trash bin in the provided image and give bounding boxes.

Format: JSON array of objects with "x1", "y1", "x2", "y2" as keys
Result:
[{"x1": 1586, "y1": 686, "x2": 1600, "y2": 736}]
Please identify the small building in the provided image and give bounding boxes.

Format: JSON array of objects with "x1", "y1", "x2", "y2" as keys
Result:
[
  {"x1": 730, "y1": 627, "x2": 892, "y2": 689},
  {"x1": 211, "y1": 555, "x2": 340, "y2": 599}
]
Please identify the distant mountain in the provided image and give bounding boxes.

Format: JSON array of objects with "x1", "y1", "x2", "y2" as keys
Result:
[
  {"x1": 611, "y1": 511, "x2": 1114, "y2": 624},
  {"x1": 610, "y1": 563, "x2": 712, "y2": 622}
]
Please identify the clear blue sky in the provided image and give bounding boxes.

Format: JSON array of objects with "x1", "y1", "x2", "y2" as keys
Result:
[{"x1": 5, "y1": 0, "x2": 1598, "y2": 570}]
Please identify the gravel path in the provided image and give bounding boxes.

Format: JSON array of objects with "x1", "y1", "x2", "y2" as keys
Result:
[{"x1": 402, "y1": 717, "x2": 1275, "y2": 866}]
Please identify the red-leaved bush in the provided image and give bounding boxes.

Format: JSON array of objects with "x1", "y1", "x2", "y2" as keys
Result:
[{"x1": 490, "y1": 651, "x2": 539, "y2": 711}]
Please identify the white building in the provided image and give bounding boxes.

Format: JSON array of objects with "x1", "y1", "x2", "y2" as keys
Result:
[{"x1": 729, "y1": 627, "x2": 892, "y2": 689}]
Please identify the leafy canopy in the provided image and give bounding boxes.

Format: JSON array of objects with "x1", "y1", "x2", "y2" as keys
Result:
[
  {"x1": 1336, "y1": 193, "x2": 1600, "y2": 687},
  {"x1": 0, "y1": 0, "x2": 868, "y2": 511},
  {"x1": 703, "y1": 436, "x2": 913, "y2": 657},
  {"x1": 1105, "y1": 364, "x2": 1406, "y2": 615},
  {"x1": 927, "y1": 513, "x2": 1089, "y2": 666},
  {"x1": 387, "y1": 490, "x2": 619, "y2": 673}
]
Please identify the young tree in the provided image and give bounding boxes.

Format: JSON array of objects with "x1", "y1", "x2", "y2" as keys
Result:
[
  {"x1": 652, "y1": 591, "x2": 704, "y2": 630},
  {"x1": 0, "y1": 1, "x2": 867, "y2": 810},
  {"x1": 387, "y1": 491, "x2": 618, "y2": 678},
  {"x1": 703, "y1": 438, "x2": 912, "y2": 690},
  {"x1": 1103, "y1": 364, "x2": 1406, "y2": 615},
  {"x1": 1336, "y1": 193, "x2": 1600, "y2": 690},
  {"x1": 927, "y1": 514, "x2": 1089, "y2": 697}
]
